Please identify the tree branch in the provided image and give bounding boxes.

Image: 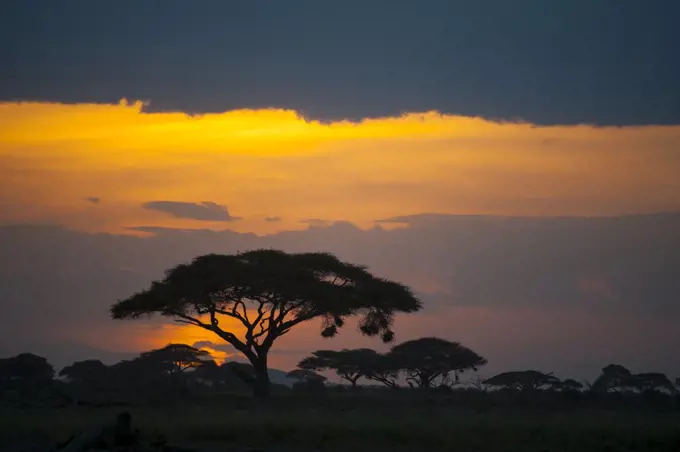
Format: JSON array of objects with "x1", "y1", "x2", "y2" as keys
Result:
[{"x1": 277, "y1": 309, "x2": 319, "y2": 336}]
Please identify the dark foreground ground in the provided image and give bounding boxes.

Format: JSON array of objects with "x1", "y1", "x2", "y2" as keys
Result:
[{"x1": 2, "y1": 396, "x2": 680, "y2": 452}]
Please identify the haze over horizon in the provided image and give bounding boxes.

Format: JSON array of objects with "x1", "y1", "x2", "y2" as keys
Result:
[{"x1": 1, "y1": 1, "x2": 679, "y2": 383}]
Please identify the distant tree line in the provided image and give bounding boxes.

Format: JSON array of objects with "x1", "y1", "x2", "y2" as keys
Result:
[
  {"x1": 3, "y1": 249, "x2": 676, "y2": 411},
  {"x1": 0, "y1": 344, "x2": 259, "y2": 407},
  {"x1": 2, "y1": 340, "x2": 679, "y2": 410},
  {"x1": 292, "y1": 341, "x2": 678, "y2": 397},
  {"x1": 293, "y1": 337, "x2": 486, "y2": 390}
]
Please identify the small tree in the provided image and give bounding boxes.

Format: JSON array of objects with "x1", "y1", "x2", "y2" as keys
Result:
[
  {"x1": 0, "y1": 353, "x2": 55, "y2": 404},
  {"x1": 192, "y1": 360, "x2": 222, "y2": 387},
  {"x1": 484, "y1": 370, "x2": 560, "y2": 392},
  {"x1": 556, "y1": 378, "x2": 584, "y2": 392},
  {"x1": 287, "y1": 369, "x2": 327, "y2": 391},
  {"x1": 59, "y1": 360, "x2": 108, "y2": 384},
  {"x1": 631, "y1": 372, "x2": 674, "y2": 393},
  {"x1": 365, "y1": 353, "x2": 401, "y2": 389},
  {"x1": 297, "y1": 348, "x2": 379, "y2": 388},
  {"x1": 58, "y1": 360, "x2": 111, "y2": 403},
  {"x1": 111, "y1": 250, "x2": 421, "y2": 398},
  {"x1": 139, "y1": 344, "x2": 212, "y2": 375},
  {"x1": 388, "y1": 337, "x2": 487, "y2": 389},
  {"x1": 590, "y1": 364, "x2": 633, "y2": 393},
  {"x1": 0, "y1": 353, "x2": 54, "y2": 388}
]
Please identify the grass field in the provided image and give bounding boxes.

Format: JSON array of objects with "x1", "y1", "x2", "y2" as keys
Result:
[{"x1": 3, "y1": 397, "x2": 680, "y2": 452}]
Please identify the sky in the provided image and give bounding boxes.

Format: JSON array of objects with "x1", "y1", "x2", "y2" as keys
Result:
[{"x1": 1, "y1": 1, "x2": 679, "y2": 382}]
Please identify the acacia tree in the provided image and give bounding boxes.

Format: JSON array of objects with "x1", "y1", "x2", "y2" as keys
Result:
[
  {"x1": 364, "y1": 353, "x2": 401, "y2": 389},
  {"x1": 630, "y1": 373, "x2": 674, "y2": 393},
  {"x1": 287, "y1": 369, "x2": 327, "y2": 391},
  {"x1": 59, "y1": 360, "x2": 108, "y2": 384},
  {"x1": 0, "y1": 353, "x2": 55, "y2": 404},
  {"x1": 388, "y1": 337, "x2": 487, "y2": 389},
  {"x1": 555, "y1": 378, "x2": 584, "y2": 392},
  {"x1": 484, "y1": 370, "x2": 560, "y2": 392},
  {"x1": 110, "y1": 250, "x2": 421, "y2": 398},
  {"x1": 139, "y1": 344, "x2": 212, "y2": 375},
  {"x1": 297, "y1": 348, "x2": 379, "y2": 387},
  {"x1": 590, "y1": 364, "x2": 634, "y2": 393},
  {"x1": 0, "y1": 353, "x2": 54, "y2": 389}
]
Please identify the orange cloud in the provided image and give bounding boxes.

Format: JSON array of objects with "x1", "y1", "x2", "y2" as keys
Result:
[{"x1": 1, "y1": 100, "x2": 679, "y2": 236}]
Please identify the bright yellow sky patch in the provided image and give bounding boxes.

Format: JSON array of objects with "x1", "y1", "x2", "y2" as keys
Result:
[{"x1": 1, "y1": 100, "x2": 679, "y2": 235}]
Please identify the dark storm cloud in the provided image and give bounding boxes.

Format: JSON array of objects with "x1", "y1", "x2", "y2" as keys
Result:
[
  {"x1": 142, "y1": 201, "x2": 240, "y2": 221},
  {"x1": 264, "y1": 216, "x2": 282, "y2": 223},
  {"x1": 1, "y1": 0, "x2": 679, "y2": 125}
]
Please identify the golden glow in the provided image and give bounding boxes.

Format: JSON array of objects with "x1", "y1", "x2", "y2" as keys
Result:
[
  {"x1": 2, "y1": 100, "x2": 678, "y2": 365},
  {"x1": 2, "y1": 100, "x2": 680, "y2": 235}
]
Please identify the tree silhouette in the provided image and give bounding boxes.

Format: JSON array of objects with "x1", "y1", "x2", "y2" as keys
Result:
[
  {"x1": 139, "y1": 344, "x2": 212, "y2": 375},
  {"x1": 297, "y1": 348, "x2": 379, "y2": 387},
  {"x1": 0, "y1": 353, "x2": 55, "y2": 405},
  {"x1": 222, "y1": 361, "x2": 259, "y2": 388},
  {"x1": 364, "y1": 353, "x2": 401, "y2": 389},
  {"x1": 59, "y1": 359, "x2": 108, "y2": 384},
  {"x1": 484, "y1": 370, "x2": 560, "y2": 392},
  {"x1": 555, "y1": 378, "x2": 584, "y2": 392},
  {"x1": 0, "y1": 353, "x2": 54, "y2": 388},
  {"x1": 287, "y1": 369, "x2": 327, "y2": 391},
  {"x1": 590, "y1": 364, "x2": 633, "y2": 393},
  {"x1": 110, "y1": 250, "x2": 421, "y2": 398},
  {"x1": 192, "y1": 360, "x2": 222, "y2": 387},
  {"x1": 107, "y1": 357, "x2": 164, "y2": 397},
  {"x1": 388, "y1": 338, "x2": 487, "y2": 389},
  {"x1": 191, "y1": 360, "x2": 255, "y2": 392},
  {"x1": 630, "y1": 372, "x2": 674, "y2": 393}
]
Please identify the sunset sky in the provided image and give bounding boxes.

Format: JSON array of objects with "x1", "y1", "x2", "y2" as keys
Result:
[{"x1": 1, "y1": 1, "x2": 679, "y2": 381}]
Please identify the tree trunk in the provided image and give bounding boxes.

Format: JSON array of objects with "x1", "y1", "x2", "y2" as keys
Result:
[{"x1": 252, "y1": 353, "x2": 271, "y2": 400}]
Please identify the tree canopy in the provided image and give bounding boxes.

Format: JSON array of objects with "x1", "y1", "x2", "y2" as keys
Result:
[
  {"x1": 297, "y1": 348, "x2": 379, "y2": 387},
  {"x1": 484, "y1": 370, "x2": 560, "y2": 392},
  {"x1": 59, "y1": 359, "x2": 108, "y2": 384},
  {"x1": 0, "y1": 353, "x2": 54, "y2": 387},
  {"x1": 388, "y1": 337, "x2": 487, "y2": 389},
  {"x1": 138, "y1": 344, "x2": 212, "y2": 375},
  {"x1": 110, "y1": 250, "x2": 421, "y2": 398},
  {"x1": 632, "y1": 372, "x2": 674, "y2": 393},
  {"x1": 591, "y1": 366, "x2": 674, "y2": 393},
  {"x1": 287, "y1": 369, "x2": 327, "y2": 391},
  {"x1": 556, "y1": 378, "x2": 584, "y2": 392},
  {"x1": 363, "y1": 353, "x2": 401, "y2": 389},
  {"x1": 591, "y1": 364, "x2": 634, "y2": 393}
]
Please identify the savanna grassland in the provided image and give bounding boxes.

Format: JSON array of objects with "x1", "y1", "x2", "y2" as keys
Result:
[{"x1": 3, "y1": 393, "x2": 680, "y2": 452}]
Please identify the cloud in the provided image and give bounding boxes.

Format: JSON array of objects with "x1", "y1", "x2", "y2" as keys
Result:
[
  {"x1": 85, "y1": 196, "x2": 100, "y2": 204},
  {"x1": 264, "y1": 216, "x2": 281, "y2": 223},
  {"x1": 1, "y1": 213, "x2": 680, "y2": 379},
  {"x1": 1, "y1": 1, "x2": 678, "y2": 125},
  {"x1": 192, "y1": 341, "x2": 235, "y2": 354},
  {"x1": 127, "y1": 226, "x2": 219, "y2": 235},
  {"x1": 300, "y1": 218, "x2": 331, "y2": 227},
  {"x1": 142, "y1": 201, "x2": 240, "y2": 222},
  {"x1": 2, "y1": 102, "x2": 679, "y2": 235}
]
